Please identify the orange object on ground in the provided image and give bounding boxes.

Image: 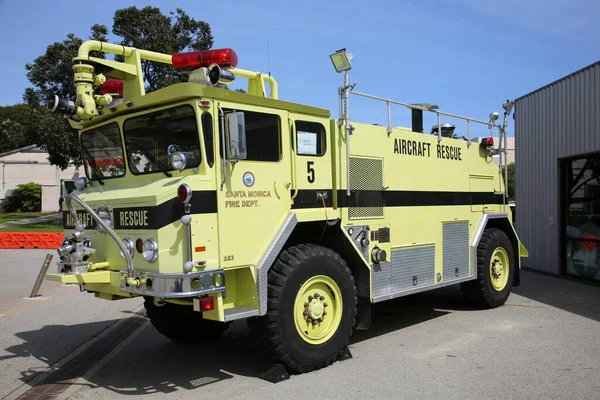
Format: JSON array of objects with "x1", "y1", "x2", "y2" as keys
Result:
[{"x1": 0, "y1": 232, "x2": 64, "y2": 249}]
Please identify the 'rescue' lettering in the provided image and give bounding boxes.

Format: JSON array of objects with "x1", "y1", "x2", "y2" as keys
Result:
[
  {"x1": 119, "y1": 210, "x2": 149, "y2": 228},
  {"x1": 436, "y1": 144, "x2": 462, "y2": 161}
]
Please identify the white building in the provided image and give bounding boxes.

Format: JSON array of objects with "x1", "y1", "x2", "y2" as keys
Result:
[{"x1": 0, "y1": 145, "x2": 80, "y2": 212}]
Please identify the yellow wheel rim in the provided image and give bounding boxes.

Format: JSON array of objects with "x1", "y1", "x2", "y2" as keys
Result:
[
  {"x1": 490, "y1": 247, "x2": 510, "y2": 291},
  {"x1": 293, "y1": 275, "x2": 343, "y2": 345}
]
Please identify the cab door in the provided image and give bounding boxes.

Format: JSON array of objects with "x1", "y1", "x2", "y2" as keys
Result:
[
  {"x1": 216, "y1": 104, "x2": 291, "y2": 269},
  {"x1": 289, "y1": 114, "x2": 334, "y2": 211}
]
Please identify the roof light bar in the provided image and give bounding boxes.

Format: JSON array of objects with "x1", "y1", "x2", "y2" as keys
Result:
[
  {"x1": 99, "y1": 79, "x2": 123, "y2": 97},
  {"x1": 172, "y1": 48, "x2": 239, "y2": 72}
]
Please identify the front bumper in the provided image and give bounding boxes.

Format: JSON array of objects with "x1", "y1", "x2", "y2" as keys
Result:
[
  {"x1": 119, "y1": 269, "x2": 226, "y2": 298},
  {"x1": 47, "y1": 267, "x2": 226, "y2": 299}
]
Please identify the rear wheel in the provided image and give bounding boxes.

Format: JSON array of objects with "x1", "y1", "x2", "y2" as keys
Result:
[
  {"x1": 263, "y1": 244, "x2": 356, "y2": 373},
  {"x1": 144, "y1": 297, "x2": 229, "y2": 344},
  {"x1": 461, "y1": 228, "x2": 515, "y2": 308}
]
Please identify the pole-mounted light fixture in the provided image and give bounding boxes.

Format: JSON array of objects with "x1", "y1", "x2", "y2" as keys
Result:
[{"x1": 329, "y1": 48, "x2": 353, "y2": 73}]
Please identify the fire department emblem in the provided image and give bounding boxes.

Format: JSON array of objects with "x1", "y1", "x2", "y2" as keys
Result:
[{"x1": 243, "y1": 171, "x2": 255, "y2": 187}]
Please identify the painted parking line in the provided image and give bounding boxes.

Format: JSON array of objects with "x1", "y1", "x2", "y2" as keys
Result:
[{"x1": 0, "y1": 286, "x2": 77, "y2": 317}]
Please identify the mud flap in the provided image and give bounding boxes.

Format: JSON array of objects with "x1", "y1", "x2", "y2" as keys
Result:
[{"x1": 355, "y1": 296, "x2": 371, "y2": 330}]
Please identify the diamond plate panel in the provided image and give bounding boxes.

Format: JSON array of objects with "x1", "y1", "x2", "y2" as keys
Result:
[
  {"x1": 371, "y1": 262, "x2": 392, "y2": 296},
  {"x1": 349, "y1": 157, "x2": 384, "y2": 219},
  {"x1": 224, "y1": 307, "x2": 259, "y2": 321},
  {"x1": 442, "y1": 222, "x2": 470, "y2": 283},
  {"x1": 470, "y1": 244, "x2": 477, "y2": 277},
  {"x1": 372, "y1": 245, "x2": 435, "y2": 298},
  {"x1": 257, "y1": 213, "x2": 297, "y2": 315}
]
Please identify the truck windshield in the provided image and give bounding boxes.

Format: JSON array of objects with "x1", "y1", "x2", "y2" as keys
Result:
[
  {"x1": 80, "y1": 122, "x2": 126, "y2": 181},
  {"x1": 123, "y1": 105, "x2": 201, "y2": 175}
]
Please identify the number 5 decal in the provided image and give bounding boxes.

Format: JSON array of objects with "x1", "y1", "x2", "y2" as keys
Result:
[{"x1": 307, "y1": 161, "x2": 315, "y2": 183}]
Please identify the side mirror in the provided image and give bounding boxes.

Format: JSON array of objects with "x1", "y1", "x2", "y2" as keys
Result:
[{"x1": 225, "y1": 112, "x2": 247, "y2": 160}]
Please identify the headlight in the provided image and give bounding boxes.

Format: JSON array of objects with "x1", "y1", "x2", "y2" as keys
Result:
[
  {"x1": 143, "y1": 238, "x2": 158, "y2": 262},
  {"x1": 170, "y1": 151, "x2": 187, "y2": 171},
  {"x1": 121, "y1": 237, "x2": 134, "y2": 258}
]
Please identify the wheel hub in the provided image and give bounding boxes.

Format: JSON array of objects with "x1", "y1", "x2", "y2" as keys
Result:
[
  {"x1": 491, "y1": 258, "x2": 503, "y2": 278},
  {"x1": 304, "y1": 293, "x2": 328, "y2": 323},
  {"x1": 294, "y1": 275, "x2": 342, "y2": 345},
  {"x1": 489, "y1": 247, "x2": 510, "y2": 292}
]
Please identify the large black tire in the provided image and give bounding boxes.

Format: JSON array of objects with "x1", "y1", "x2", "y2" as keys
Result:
[
  {"x1": 144, "y1": 297, "x2": 229, "y2": 344},
  {"x1": 263, "y1": 244, "x2": 357, "y2": 374},
  {"x1": 461, "y1": 228, "x2": 516, "y2": 308}
]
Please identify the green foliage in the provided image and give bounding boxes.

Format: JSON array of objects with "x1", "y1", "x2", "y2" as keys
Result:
[
  {"x1": 25, "y1": 28, "x2": 107, "y2": 102},
  {"x1": 20, "y1": 26, "x2": 108, "y2": 169},
  {"x1": 112, "y1": 6, "x2": 213, "y2": 91},
  {"x1": 502, "y1": 162, "x2": 515, "y2": 201},
  {"x1": 0, "y1": 104, "x2": 31, "y2": 153},
  {"x1": 1, "y1": 183, "x2": 42, "y2": 213}
]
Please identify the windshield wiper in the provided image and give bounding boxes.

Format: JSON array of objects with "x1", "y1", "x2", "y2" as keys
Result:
[
  {"x1": 125, "y1": 139, "x2": 172, "y2": 178},
  {"x1": 81, "y1": 145, "x2": 105, "y2": 185}
]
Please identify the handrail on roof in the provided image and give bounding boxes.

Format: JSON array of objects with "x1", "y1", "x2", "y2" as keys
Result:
[{"x1": 349, "y1": 89, "x2": 496, "y2": 144}]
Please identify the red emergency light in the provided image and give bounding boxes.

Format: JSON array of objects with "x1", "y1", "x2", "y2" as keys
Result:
[
  {"x1": 100, "y1": 79, "x2": 124, "y2": 97},
  {"x1": 172, "y1": 48, "x2": 238, "y2": 72},
  {"x1": 480, "y1": 137, "x2": 494, "y2": 146}
]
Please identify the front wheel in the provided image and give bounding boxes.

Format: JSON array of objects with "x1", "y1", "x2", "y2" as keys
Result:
[
  {"x1": 461, "y1": 228, "x2": 515, "y2": 308},
  {"x1": 144, "y1": 297, "x2": 230, "y2": 344},
  {"x1": 263, "y1": 244, "x2": 357, "y2": 373}
]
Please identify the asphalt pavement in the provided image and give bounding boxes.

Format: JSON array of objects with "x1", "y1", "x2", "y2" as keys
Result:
[{"x1": 0, "y1": 249, "x2": 599, "y2": 400}]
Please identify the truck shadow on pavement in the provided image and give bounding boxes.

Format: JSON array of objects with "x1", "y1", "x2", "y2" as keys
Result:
[
  {"x1": 8, "y1": 273, "x2": 599, "y2": 396},
  {"x1": 4, "y1": 286, "x2": 475, "y2": 396},
  {"x1": 14, "y1": 274, "x2": 599, "y2": 396},
  {"x1": 511, "y1": 270, "x2": 600, "y2": 323}
]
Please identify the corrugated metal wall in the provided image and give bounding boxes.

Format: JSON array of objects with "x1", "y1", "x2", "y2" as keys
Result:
[{"x1": 514, "y1": 62, "x2": 600, "y2": 275}]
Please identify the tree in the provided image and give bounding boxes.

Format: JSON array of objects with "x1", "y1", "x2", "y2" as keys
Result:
[
  {"x1": 23, "y1": 26, "x2": 108, "y2": 169},
  {"x1": 24, "y1": 88, "x2": 82, "y2": 169},
  {"x1": 112, "y1": 6, "x2": 213, "y2": 91},
  {"x1": 503, "y1": 162, "x2": 515, "y2": 201},
  {"x1": 1, "y1": 182, "x2": 42, "y2": 212},
  {"x1": 22, "y1": 7, "x2": 213, "y2": 169},
  {"x1": 25, "y1": 28, "x2": 108, "y2": 105},
  {"x1": 0, "y1": 104, "x2": 31, "y2": 153}
]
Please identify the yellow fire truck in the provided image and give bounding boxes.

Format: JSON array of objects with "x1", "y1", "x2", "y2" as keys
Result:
[{"x1": 46, "y1": 42, "x2": 528, "y2": 374}]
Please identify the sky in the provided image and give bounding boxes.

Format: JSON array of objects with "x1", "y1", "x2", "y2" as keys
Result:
[{"x1": 0, "y1": 0, "x2": 599, "y2": 138}]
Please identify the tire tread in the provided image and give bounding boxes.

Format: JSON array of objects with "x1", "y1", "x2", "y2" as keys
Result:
[
  {"x1": 263, "y1": 244, "x2": 357, "y2": 373},
  {"x1": 461, "y1": 228, "x2": 515, "y2": 309}
]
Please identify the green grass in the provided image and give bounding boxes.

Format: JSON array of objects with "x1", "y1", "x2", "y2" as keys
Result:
[
  {"x1": 0, "y1": 220, "x2": 63, "y2": 232},
  {"x1": 0, "y1": 213, "x2": 49, "y2": 224}
]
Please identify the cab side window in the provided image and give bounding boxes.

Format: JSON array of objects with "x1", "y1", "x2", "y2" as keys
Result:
[
  {"x1": 220, "y1": 109, "x2": 280, "y2": 162},
  {"x1": 295, "y1": 121, "x2": 326, "y2": 156},
  {"x1": 202, "y1": 112, "x2": 214, "y2": 167}
]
